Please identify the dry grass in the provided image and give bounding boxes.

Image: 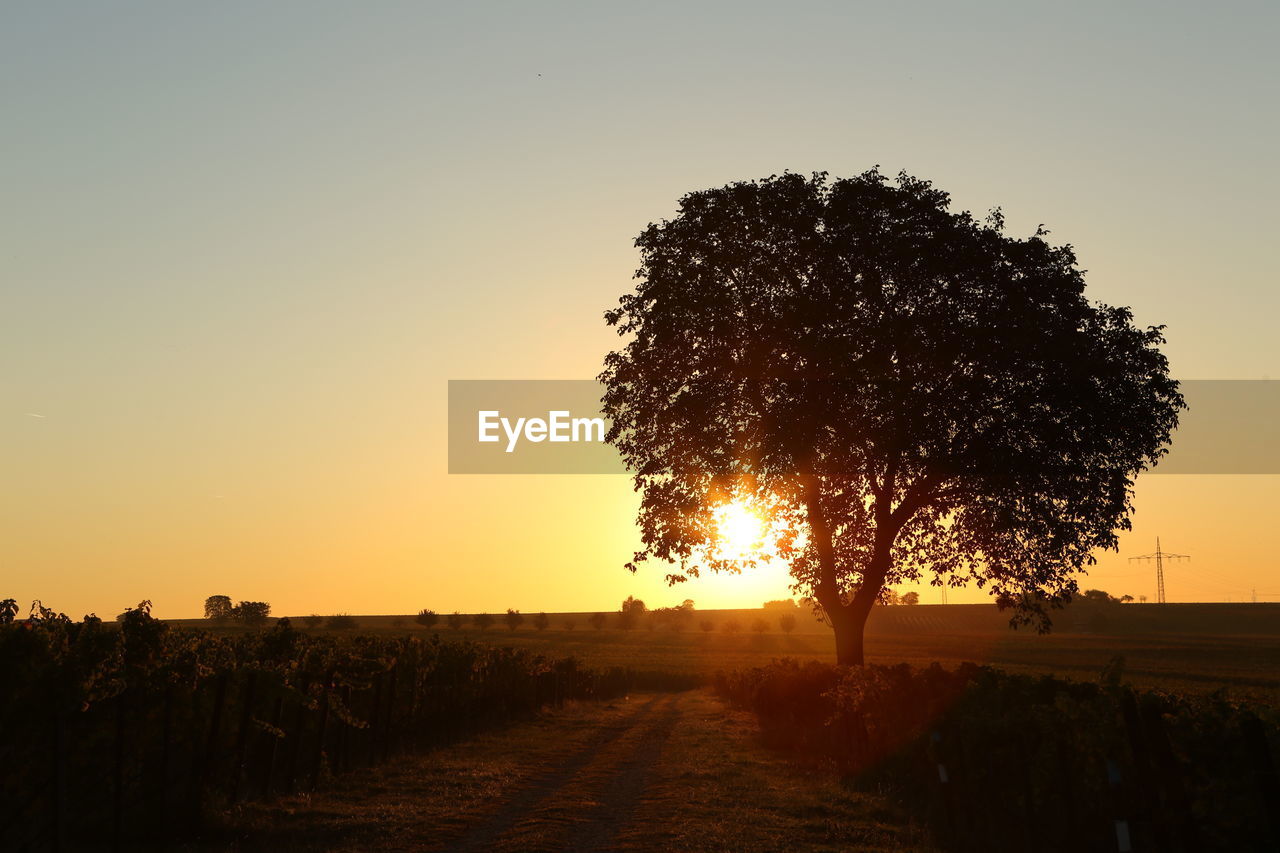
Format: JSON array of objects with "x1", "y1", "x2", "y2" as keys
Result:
[{"x1": 182, "y1": 690, "x2": 936, "y2": 853}]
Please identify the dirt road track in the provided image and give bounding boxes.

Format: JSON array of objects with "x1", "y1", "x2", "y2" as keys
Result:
[{"x1": 447, "y1": 694, "x2": 680, "y2": 852}]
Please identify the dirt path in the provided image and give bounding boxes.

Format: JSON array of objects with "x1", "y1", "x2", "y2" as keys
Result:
[
  {"x1": 194, "y1": 690, "x2": 934, "y2": 853},
  {"x1": 447, "y1": 695, "x2": 676, "y2": 852}
]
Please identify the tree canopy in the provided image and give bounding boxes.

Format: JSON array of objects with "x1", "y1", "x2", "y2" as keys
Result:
[{"x1": 601, "y1": 169, "x2": 1182, "y2": 664}]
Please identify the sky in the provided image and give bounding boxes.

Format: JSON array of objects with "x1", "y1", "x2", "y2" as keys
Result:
[{"x1": 3, "y1": 1, "x2": 1278, "y2": 619}]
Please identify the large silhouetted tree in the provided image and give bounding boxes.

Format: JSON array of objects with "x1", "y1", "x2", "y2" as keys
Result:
[{"x1": 601, "y1": 170, "x2": 1182, "y2": 665}]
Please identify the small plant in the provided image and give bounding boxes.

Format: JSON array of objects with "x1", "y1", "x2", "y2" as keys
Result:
[
  {"x1": 447, "y1": 611, "x2": 465, "y2": 630},
  {"x1": 533, "y1": 612, "x2": 550, "y2": 631},
  {"x1": 325, "y1": 613, "x2": 358, "y2": 630},
  {"x1": 724, "y1": 619, "x2": 741, "y2": 635},
  {"x1": 505, "y1": 608, "x2": 524, "y2": 631},
  {"x1": 473, "y1": 612, "x2": 494, "y2": 631},
  {"x1": 416, "y1": 608, "x2": 439, "y2": 629},
  {"x1": 750, "y1": 618, "x2": 768, "y2": 633},
  {"x1": 589, "y1": 612, "x2": 607, "y2": 631},
  {"x1": 700, "y1": 618, "x2": 715, "y2": 633}
]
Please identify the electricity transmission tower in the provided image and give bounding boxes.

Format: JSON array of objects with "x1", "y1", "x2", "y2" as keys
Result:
[{"x1": 1128, "y1": 538, "x2": 1190, "y2": 604}]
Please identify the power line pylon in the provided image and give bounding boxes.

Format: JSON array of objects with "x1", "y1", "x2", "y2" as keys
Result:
[{"x1": 1128, "y1": 537, "x2": 1190, "y2": 604}]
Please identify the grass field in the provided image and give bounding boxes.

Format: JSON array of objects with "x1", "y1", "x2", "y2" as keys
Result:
[
  {"x1": 186, "y1": 690, "x2": 935, "y2": 853},
  {"x1": 172, "y1": 602, "x2": 1280, "y2": 702}
]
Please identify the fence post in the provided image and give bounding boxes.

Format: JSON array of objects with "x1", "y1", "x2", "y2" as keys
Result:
[
  {"x1": 283, "y1": 678, "x2": 308, "y2": 794},
  {"x1": 382, "y1": 666, "x2": 397, "y2": 762},
  {"x1": 1241, "y1": 713, "x2": 1280, "y2": 847},
  {"x1": 51, "y1": 711, "x2": 65, "y2": 853},
  {"x1": 1120, "y1": 690, "x2": 1167, "y2": 852},
  {"x1": 262, "y1": 694, "x2": 285, "y2": 798},
  {"x1": 368, "y1": 673, "x2": 383, "y2": 767},
  {"x1": 1139, "y1": 700, "x2": 1200, "y2": 853},
  {"x1": 112, "y1": 693, "x2": 125, "y2": 853},
  {"x1": 310, "y1": 678, "x2": 331, "y2": 791},
  {"x1": 230, "y1": 671, "x2": 259, "y2": 804},
  {"x1": 159, "y1": 683, "x2": 172, "y2": 834},
  {"x1": 192, "y1": 671, "x2": 228, "y2": 822}
]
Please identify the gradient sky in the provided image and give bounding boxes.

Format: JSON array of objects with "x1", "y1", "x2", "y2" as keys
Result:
[{"x1": 4, "y1": 2, "x2": 1278, "y2": 619}]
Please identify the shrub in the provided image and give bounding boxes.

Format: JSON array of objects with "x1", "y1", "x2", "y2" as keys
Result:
[
  {"x1": 416, "y1": 609, "x2": 439, "y2": 629},
  {"x1": 325, "y1": 613, "x2": 358, "y2": 630}
]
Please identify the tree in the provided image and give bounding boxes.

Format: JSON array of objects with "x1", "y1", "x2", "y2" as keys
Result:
[
  {"x1": 589, "y1": 612, "x2": 607, "y2": 631},
  {"x1": 750, "y1": 617, "x2": 769, "y2": 633},
  {"x1": 533, "y1": 611, "x2": 550, "y2": 631},
  {"x1": 447, "y1": 611, "x2": 465, "y2": 630},
  {"x1": 204, "y1": 595, "x2": 233, "y2": 622},
  {"x1": 505, "y1": 608, "x2": 524, "y2": 631},
  {"x1": 699, "y1": 618, "x2": 715, "y2": 633},
  {"x1": 618, "y1": 596, "x2": 646, "y2": 631},
  {"x1": 416, "y1": 608, "x2": 439, "y2": 629},
  {"x1": 234, "y1": 601, "x2": 271, "y2": 626},
  {"x1": 901, "y1": 591, "x2": 920, "y2": 606},
  {"x1": 304, "y1": 614, "x2": 324, "y2": 629},
  {"x1": 1080, "y1": 589, "x2": 1119, "y2": 604},
  {"x1": 473, "y1": 612, "x2": 494, "y2": 631},
  {"x1": 778, "y1": 613, "x2": 797, "y2": 634},
  {"x1": 723, "y1": 619, "x2": 742, "y2": 634},
  {"x1": 601, "y1": 170, "x2": 1182, "y2": 665}
]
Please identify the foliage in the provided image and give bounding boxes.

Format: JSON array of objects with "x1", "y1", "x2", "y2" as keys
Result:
[
  {"x1": 0, "y1": 600, "x2": 642, "y2": 849},
  {"x1": 505, "y1": 609, "x2": 524, "y2": 631},
  {"x1": 778, "y1": 614, "x2": 797, "y2": 634},
  {"x1": 204, "y1": 595, "x2": 233, "y2": 621},
  {"x1": 750, "y1": 618, "x2": 769, "y2": 634},
  {"x1": 717, "y1": 660, "x2": 1279, "y2": 852},
  {"x1": 325, "y1": 613, "x2": 358, "y2": 630},
  {"x1": 473, "y1": 613, "x2": 494, "y2": 631},
  {"x1": 234, "y1": 601, "x2": 271, "y2": 626},
  {"x1": 601, "y1": 169, "x2": 1183, "y2": 663},
  {"x1": 533, "y1": 612, "x2": 550, "y2": 631},
  {"x1": 617, "y1": 596, "x2": 647, "y2": 631},
  {"x1": 447, "y1": 611, "x2": 465, "y2": 630},
  {"x1": 416, "y1": 609, "x2": 439, "y2": 629},
  {"x1": 589, "y1": 612, "x2": 607, "y2": 631}
]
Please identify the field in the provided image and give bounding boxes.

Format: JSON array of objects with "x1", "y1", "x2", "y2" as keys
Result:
[
  {"x1": 173, "y1": 602, "x2": 1280, "y2": 702},
  {"x1": 8, "y1": 600, "x2": 1278, "y2": 850},
  {"x1": 190, "y1": 691, "x2": 936, "y2": 852}
]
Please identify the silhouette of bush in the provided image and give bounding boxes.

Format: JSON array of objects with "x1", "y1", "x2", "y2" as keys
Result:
[{"x1": 325, "y1": 613, "x2": 358, "y2": 630}]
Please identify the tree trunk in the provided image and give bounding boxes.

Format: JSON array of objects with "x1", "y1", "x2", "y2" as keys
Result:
[{"x1": 829, "y1": 604, "x2": 872, "y2": 666}]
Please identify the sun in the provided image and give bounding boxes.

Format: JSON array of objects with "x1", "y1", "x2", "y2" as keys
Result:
[{"x1": 712, "y1": 500, "x2": 767, "y2": 562}]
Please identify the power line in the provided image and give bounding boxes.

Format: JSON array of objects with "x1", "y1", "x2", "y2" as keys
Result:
[{"x1": 1128, "y1": 537, "x2": 1190, "y2": 604}]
